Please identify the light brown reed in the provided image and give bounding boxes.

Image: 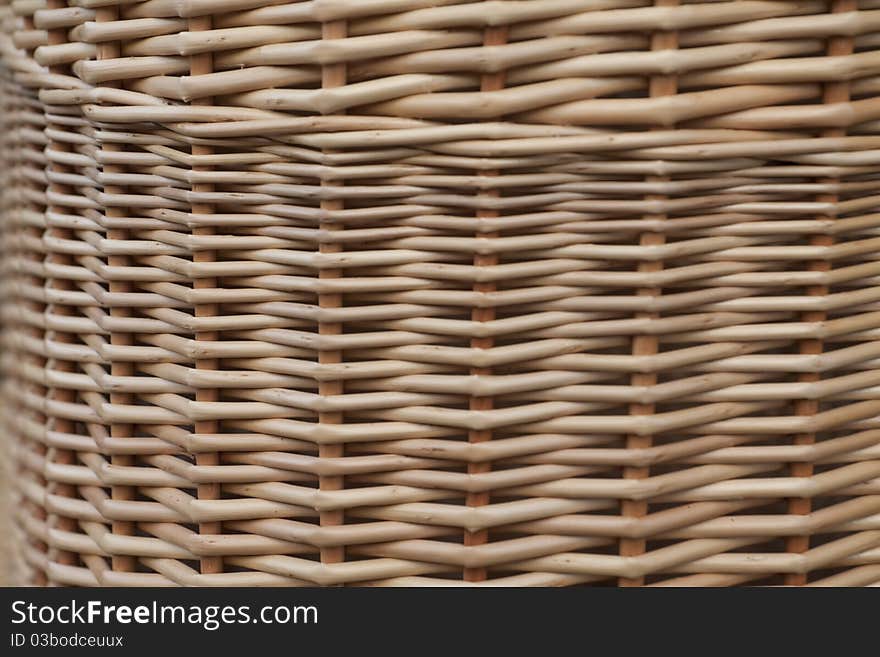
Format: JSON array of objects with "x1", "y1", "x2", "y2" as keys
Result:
[{"x1": 2, "y1": 0, "x2": 880, "y2": 587}]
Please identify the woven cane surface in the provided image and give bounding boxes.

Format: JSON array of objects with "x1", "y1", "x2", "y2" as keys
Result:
[{"x1": 2, "y1": 0, "x2": 880, "y2": 586}]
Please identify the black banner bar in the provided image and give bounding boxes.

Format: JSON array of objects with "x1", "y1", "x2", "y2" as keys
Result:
[{"x1": 0, "y1": 587, "x2": 869, "y2": 653}]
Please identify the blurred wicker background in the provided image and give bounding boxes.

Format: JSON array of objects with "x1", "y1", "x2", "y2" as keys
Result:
[{"x1": 3, "y1": 0, "x2": 880, "y2": 586}]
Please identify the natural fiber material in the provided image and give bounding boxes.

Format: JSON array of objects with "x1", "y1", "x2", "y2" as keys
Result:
[{"x1": 2, "y1": 0, "x2": 880, "y2": 587}]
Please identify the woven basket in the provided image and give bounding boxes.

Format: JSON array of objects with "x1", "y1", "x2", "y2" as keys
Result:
[{"x1": 2, "y1": 0, "x2": 880, "y2": 587}]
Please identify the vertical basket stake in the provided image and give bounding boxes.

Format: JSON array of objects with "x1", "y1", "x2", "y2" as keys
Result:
[
  {"x1": 95, "y1": 2, "x2": 136, "y2": 576},
  {"x1": 463, "y1": 23, "x2": 509, "y2": 584},
  {"x1": 318, "y1": 18, "x2": 348, "y2": 571},
  {"x1": 43, "y1": 0, "x2": 79, "y2": 584},
  {"x1": 785, "y1": 0, "x2": 857, "y2": 586},
  {"x1": 189, "y1": 11, "x2": 224, "y2": 576},
  {"x1": 14, "y1": 7, "x2": 49, "y2": 587},
  {"x1": 619, "y1": 0, "x2": 679, "y2": 587}
]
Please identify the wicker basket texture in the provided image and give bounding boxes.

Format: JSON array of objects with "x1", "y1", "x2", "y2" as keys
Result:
[{"x1": 3, "y1": 0, "x2": 880, "y2": 586}]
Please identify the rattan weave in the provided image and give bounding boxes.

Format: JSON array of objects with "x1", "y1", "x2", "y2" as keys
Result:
[{"x1": 3, "y1": 0, "x2": 880, "y2": 587}]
